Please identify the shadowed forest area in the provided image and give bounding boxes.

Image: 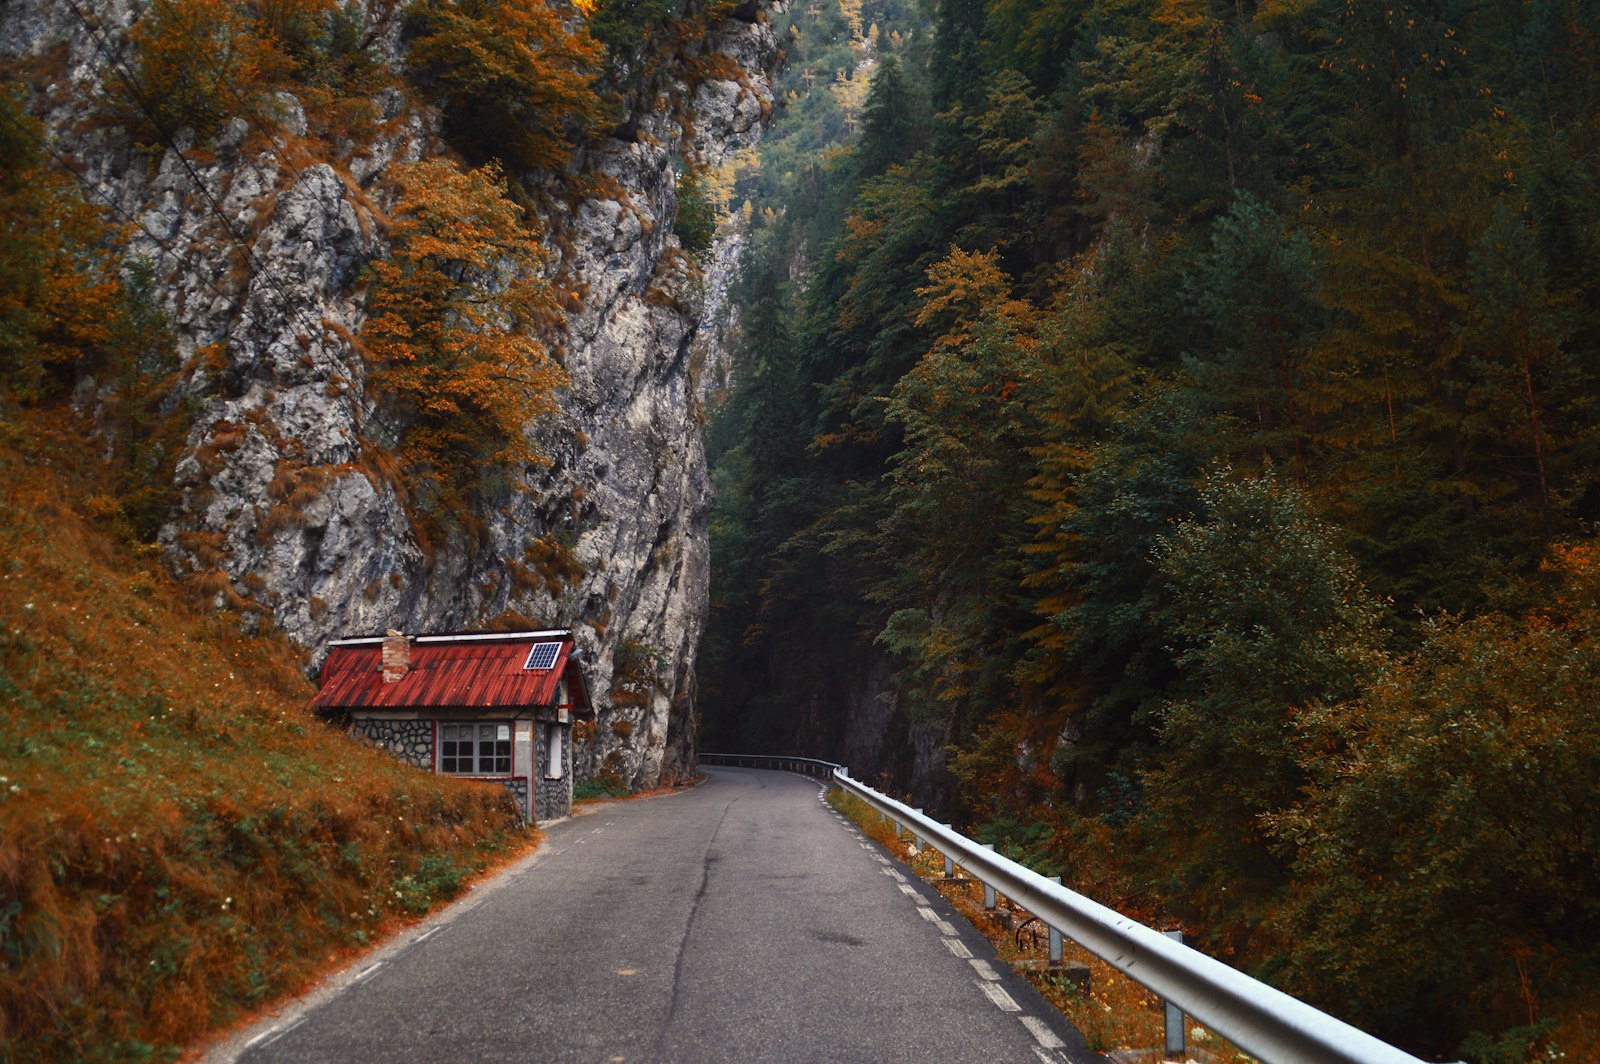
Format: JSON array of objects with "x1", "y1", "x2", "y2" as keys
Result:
[{"x1": 699, "y1": 0, "x2": 1600, "y2": 1058}]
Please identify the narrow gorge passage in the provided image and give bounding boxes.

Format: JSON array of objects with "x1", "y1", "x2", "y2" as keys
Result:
[{"x1": 227, "y1": 768, "x2": 1093, "y2": 1063}]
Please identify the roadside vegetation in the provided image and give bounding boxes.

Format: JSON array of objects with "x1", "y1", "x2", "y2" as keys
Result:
[
  {"x1": 829, "y1": 788, "x2": 1254, "y2": 1061},
  {"x1": 706, "y1": 0, "x2": 1600, "y2": 1057},
  {"x1": 0, "y1": 412, "x2": 535, "y2": 1061}
]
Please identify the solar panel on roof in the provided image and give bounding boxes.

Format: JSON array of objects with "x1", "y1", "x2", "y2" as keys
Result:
[{"x1": 523, "y1": 641, "x2": 562, "y2": 671}]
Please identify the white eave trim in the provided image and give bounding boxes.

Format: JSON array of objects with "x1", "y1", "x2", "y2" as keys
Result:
[{"x1": 329, "y1": 630, "x2": 571, "y2": 647}]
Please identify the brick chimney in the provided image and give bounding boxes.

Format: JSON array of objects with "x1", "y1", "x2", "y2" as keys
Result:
[{"x1": 382, "y1": 630, "x2": 410, "y2": 683}]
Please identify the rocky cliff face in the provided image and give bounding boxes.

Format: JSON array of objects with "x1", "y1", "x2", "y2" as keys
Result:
[{"x1": 0, "y1": 0, "x2": 776, "y2": 788}]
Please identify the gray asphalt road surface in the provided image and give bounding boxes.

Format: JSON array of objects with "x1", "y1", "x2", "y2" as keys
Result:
[{"x1": 228, "y1": 766, "x2": 1098, "y2": 1063}]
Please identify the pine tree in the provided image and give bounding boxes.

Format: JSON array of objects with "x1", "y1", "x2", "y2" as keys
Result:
[{"x1": 853, "y1": 57, "x2": 924, "y2": 181}]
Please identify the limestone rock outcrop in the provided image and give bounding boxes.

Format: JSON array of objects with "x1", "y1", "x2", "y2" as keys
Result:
[{"x1": 0, "y1": 0, "x2": 777, "y2": 788}]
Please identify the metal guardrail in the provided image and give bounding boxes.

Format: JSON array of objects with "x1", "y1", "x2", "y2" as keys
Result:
[
  {"x1": 699, "y1": 752, "x2": 1430, "y2": 1064},
  {"x1": 699, "y1": 752, "x2": 840, "y2": 780}
]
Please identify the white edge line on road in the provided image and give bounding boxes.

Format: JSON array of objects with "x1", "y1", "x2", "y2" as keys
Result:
[
  {"x1": 917, "y1": 907, "x2": 938, "y2": 922},
  {"x1": 194, "y1": 807, "x2": 578, "y2": 1063},
  {"x1": 943, "y1": 937, "x2": 973, "y2": 959},
  {"x1": 250, "y1": 1017, "x2": 305, "y2": 1052},
  {"x1": 970, "y1": 958, "x2": 1000, "y2": 981},
  {"x1": 977, "y1": 980, "x2": 1021, "y2": 1012},
  {"x1": 414, "y1": 926, "x2": 443, "y2": 943},
  {"x1": 1021, "y1": 1015, "x2": 1065, "y2": 1049},
  {"x1": 936, "y1": 920, "x2": 959, "y2": 936},
  {"x1": 898, "y1": 883, "x2": 919, "y2": 895},
  {"x1": 1033, "y1": 1046, "x2": 1066, "y2": 1064},
  {"x1": 352, "y1": 962, "x2": 384, "y2": 983}
]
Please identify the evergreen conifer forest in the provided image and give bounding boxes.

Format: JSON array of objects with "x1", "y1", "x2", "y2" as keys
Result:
[{"x1": 699, "y1": 0, "x2": 1600, "y2": 1057}]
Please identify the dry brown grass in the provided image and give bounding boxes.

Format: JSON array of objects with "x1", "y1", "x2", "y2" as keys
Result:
[{"x1": 0, "y1": 410, "x2": 535, "y2": 1062}]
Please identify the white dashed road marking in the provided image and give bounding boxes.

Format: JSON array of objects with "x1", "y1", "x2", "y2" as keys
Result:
[
  {"x1": 245, "y1": 1016, "x2": 305, "y2": 1051},
  {"x1": 351, "y1": 962, "x2": 384, "y2": 984},
  {"x1": 977, "y1": 980, "x2": 1021, "y2": 1012},
  {"x1": 835, "y1": 794, "x2": 1048, "y2": 1046},
  {"x1": 1021, "y1": 1015, "x2": 1065, "y2": 1049}
]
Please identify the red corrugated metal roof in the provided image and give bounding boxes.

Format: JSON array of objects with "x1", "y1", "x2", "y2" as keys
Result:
[{"x1": 310, "y1": 633, "x2": 591, "y2": 711}]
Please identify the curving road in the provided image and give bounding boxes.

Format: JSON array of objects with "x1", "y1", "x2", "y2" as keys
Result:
[{"x1": 220, "y1": 767, "x2": 1097, "y2": 1063}]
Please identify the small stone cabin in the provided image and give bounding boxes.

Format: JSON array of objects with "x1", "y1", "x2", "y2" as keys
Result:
[{"x1": 310, "y1": 629, "x2": 593, "y2": 822}]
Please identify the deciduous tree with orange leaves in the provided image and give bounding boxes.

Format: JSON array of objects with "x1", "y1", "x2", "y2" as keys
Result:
[
  {"x1": 362, "y1": 158, "x2": 565, "y2": 532},
  {"x1": 404, "y1": 0, "x2": 611, "y2": 173}
]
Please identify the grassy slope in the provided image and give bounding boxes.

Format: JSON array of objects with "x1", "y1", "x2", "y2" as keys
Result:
[{"x1": 0, "y1": 412, "x2": 537, "y2": 1063}]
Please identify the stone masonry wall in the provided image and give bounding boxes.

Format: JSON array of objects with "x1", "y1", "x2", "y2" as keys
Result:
[
  {"x1": 351, "y1": 718, "x2": 432, "y2": 770},
  {"x1": 502, "y1": 778, "x2": 531, "y2": 821},
  {"x1": 351, "y1": 718, "x2": 532, "y2": 820},
  {"x1": 533, "y1": 723, "x2": 573, "y2": 822}
]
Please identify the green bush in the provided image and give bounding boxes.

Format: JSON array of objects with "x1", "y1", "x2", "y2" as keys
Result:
[
  {"x1": 673, "y1": 170, "x2": 717, "y2": 254},
  {"x1": 573, "y1": 776, "x2": 629, "y2": 801}
]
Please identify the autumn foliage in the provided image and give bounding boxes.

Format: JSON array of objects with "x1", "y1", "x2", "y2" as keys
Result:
[
  {"x1": 701, "y1": 0, "x2": 1600, "y2": 1056},
  {"x1": 362, "y1": 158, "x2": 566, "y2": 528},
  {"x1": 0, "y1": 91, "x2": 128, "y2": 403},
  {"x1": 122, "y1": 0, "x2": 285, "y2": 139},
  {"x1": 0, "y1": 91, "x2": 190, "y2": 539},
  {"x1": 0, "y1": 416, "x2": 533, "y2": 1060},
  {"x1": 404, "y1": 0, "x2": 610, "y2": 172}
]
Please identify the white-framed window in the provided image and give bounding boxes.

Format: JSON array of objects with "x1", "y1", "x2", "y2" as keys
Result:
[
  {"x1": 545, "y1": 724, "x2": 564, "y2": 780},
  {"x1": 439, "y1": 722, "x2": 512, "y2": 775}
]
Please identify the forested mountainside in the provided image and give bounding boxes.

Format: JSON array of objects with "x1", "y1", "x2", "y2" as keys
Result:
[
  {"x1": 0, "y1": 0, "x2": 774, "y2": 1056},
  {"x1": 700, "y1": 0, "x2": 1600, "y2": 1057},
  {"x1": 1, "y1": 0, "x2": 777, "y2": 790}
]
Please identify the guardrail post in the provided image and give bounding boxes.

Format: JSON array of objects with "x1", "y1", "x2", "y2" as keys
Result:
[
  {"x1": 981, "y1": 844, "x2": 997, "y2": 910},
  {"x1": 1047, "y1": 877, "x2": 1064, "y2": 964},
  {"x1": 941, "y1": 826, "x2": 955, "y2": 877},
  {"x1": 1162, "y1": 930, "x2": 1185, "y2": 1058}
]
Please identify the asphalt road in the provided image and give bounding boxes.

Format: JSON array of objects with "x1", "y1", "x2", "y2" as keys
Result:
[{"x1": 226, "y1": 767, "x2": 1098, "y2": 1063}]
